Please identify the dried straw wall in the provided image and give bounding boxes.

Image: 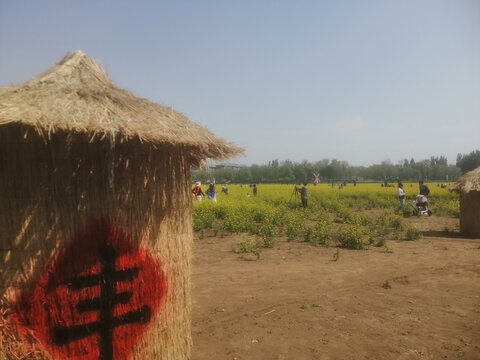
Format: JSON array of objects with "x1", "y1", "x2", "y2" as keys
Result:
[
  {"x1": 0, "y1": 124, "x2": 193, "y2": 359},
  {"x1": 459, "y1": 192, "x2": 480, "y2": 238}
]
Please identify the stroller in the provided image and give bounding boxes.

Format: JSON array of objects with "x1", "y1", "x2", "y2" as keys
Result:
[{"x1": 412, "y1": 195, "x2": 432, "y2": 216}]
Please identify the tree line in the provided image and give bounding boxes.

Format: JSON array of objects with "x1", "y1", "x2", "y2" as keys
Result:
[{"x1": 192, "y1": 150, "x2": 480, "y2": 184}]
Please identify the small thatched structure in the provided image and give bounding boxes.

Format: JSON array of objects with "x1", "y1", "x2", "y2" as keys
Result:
[
  {"x1": 450, "y1": 167, "x2": 480, "y2": 238},
  {"x1": 0, "y1": 50, "x2": 242, "y2": 359}
]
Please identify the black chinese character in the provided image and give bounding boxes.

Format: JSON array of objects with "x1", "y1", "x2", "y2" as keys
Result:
[{"x1": 53, "y1": 245, "x2": 151, "y2": 360}]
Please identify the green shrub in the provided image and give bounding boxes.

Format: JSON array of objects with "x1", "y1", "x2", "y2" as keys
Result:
[
  {"x1": 367, "y1": 235, "x2": 375, "y2": 245},
  {"x1": 334, "y1": 207, "x2": 354, "y2": 224},
  {"x1": 354, "y1": 215, "x2": 373, "y2": 226},
  {"x1": 253, "y1": 208, "x2": 266, "y2": 222},
  {"x1": 223, "y1": 207, "x2": 255, "y2": 233},
  {"x1": 260, "y1": 235, "x2": 276, "y2": 248},
  {"x1": 212, "y1": 219, "x2": 222, "y2": 236},
  {"x1": 375, "y1": 211, "x2": 389, "y2": 227},
  {"x1": 375, "y1": 237, "x2": 386, "y2": 247},
  {"x1": 304, "y1": 214, "x2": 331, "y2": 246},
  {"x1": 303, "y1": 226, "x2": 314, "y2": 242},
  {"x1": 257, "y1": 220, "x2": 275, "y2": 240},
  {"x1": 406, "y1": 226, "x2": 423, "y2": 241},
  {"x1": 235, "y1": 238, "x2": 262, "y2": 259},
  {"x1": 310, "y1": 218, "x2": 331, "y2": 246},
  {"x1": 376, "y1": 227, "x2": 391, "y2": 236},
  {"x1": 255, "y1": 209, "x2": 276, "y2": 240},
  {"x1": 214, "y1": 205, "x2": 228, "y2": 219},
  {"x1": 193, "y1": 206, "x2": 216, "y2": 230},
  {"x1": 286, "y1": 211, "x2": 306, "y2": 240},
  {"x1": 401, "y1": 207, "x2": 411, "y2": 218},
  {"x1": 389, "y1": 215, "x2": 404, "y2": 230},
  {"x1": 338, "y1": 225, "x2": 367, "y2": 250}
]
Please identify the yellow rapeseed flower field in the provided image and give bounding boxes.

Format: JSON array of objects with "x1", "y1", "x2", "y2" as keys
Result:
[{"x1": 192, "y1": 183, "x2": 459, "y2": 253}]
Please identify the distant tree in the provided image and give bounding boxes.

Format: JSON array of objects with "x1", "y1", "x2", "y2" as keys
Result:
[
  {"x1": 456, "y1": 150, "x2": 480, "y2": 174},
  {"x1": 379, "y1": 159, "x2": 397, "y2": 178},
  {"x1": 191, "y1": 153, "x2": 464, "y2": 184},
  {"x1": 293, "y1": 165, "x2": 307, "y2": 183},
  {"x1": 269, "y1": 159, "x2": 279, "y2": 168},
  {"x1": 235, "y1": 168, "x2": 252, "y2": 183},
  {"x1": 430, "y1": 155, "x2": 448, "y2": 166},
  {"x1": 438, "y1": 156, "x2": 448, "y2": 166},
  {"x1": 445, "y1": 164, "x2": 462, "y2": 180},
  {"x1": 278, "y1": 165, "x2": 295, "y2": 183},
  {"x1": 249, "y1": 164, "x2": 262, "y2": 183},
  {"x1": 263, "y1": 164, "x2": 278, "y2": 182},
  {"x1": 320, "y1": 160, "x2": 333, "y2": 179},
  {"x1": 191, "y1": 169, "x2": 209, "y2": 184}
]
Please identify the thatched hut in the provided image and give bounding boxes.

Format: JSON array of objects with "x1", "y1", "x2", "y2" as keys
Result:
[
  {"x1": 450, "y1": 167, "x2": 480, "y2": 238},
  {"x1": 0, "y1": 50, "x2": 242, "y2": 359}
]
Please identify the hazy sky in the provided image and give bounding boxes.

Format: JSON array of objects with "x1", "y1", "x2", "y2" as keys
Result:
[{"x1": 1, "y1": 1, "x2": 479, "y2": 166}]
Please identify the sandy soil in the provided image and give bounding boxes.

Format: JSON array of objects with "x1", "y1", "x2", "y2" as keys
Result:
[{"x1": 191, "y1": 215, "x2": 480, "y2": 360}]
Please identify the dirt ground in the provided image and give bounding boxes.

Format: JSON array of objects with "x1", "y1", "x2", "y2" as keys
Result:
[{"x1": 191, "y1": 215, "x2": 480, "y2": 360}]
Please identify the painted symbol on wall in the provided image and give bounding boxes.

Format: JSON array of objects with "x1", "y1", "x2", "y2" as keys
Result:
[{"x1": 14, "y1": 219, "x2": 167, "y2": 360}]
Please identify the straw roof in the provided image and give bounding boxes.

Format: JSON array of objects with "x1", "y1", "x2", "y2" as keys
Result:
[
  {"x1": 450, "y1": 167, "x2": 480, "y2": 194},
  {"x1": 0, "y1": 50, "x2": 242, "y2": 161}
]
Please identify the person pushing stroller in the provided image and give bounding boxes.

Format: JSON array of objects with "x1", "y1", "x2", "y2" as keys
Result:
[
  {"x1": 419, "y1": 180, "x2": 430, "y2": 198},
  {"x1": 412, "y1": 180, "x2": 432, "y2": 216}
]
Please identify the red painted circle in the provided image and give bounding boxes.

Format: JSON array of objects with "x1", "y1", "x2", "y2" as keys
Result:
[{"x1": 14, "y1": 219, "x2": 167, "y2": 360}]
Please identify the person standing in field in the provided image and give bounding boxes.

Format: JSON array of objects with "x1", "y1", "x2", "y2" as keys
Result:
[
  {"x1": 395, "y1": 183, "x2": 406, "y2": 214},
  {"x1": 419, "y1": 180, "x2": 430, "y2": 198},
  {"x1": 295, "y1": 183, "x2": 309, "y2": 209},
  {"x1": 192, "y1": 181, "x2": 205, "y2": 201},
  {"x1": 253, "y1": 184, "x2": 258, "y2": 196},
  {"x1": 205, "y1": 179, "x2": 217, "y2": 202}
]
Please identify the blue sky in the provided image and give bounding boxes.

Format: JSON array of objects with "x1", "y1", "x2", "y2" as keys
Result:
[{"x1": 1, "y1": 1, "x2": 479, "y2": 165}]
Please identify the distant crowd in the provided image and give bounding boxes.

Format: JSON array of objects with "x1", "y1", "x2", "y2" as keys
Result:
[{"x1": 192, "y1": 178, "x2": 449, "y2": 214}]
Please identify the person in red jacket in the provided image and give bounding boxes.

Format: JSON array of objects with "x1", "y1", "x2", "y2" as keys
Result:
[{"x1": 192, "y1": 181, "x2": 205, "y2": 201}]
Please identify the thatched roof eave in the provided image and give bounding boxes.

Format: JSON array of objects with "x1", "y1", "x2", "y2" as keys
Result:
[
  {"x1": 450, "y1": 167, "x2": 480, "y2": 194},
  {"x1": 0, "y1": 50, "x2": 243, "y2": 161}
]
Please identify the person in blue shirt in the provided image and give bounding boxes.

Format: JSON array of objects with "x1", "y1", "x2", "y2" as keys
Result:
[
  {"x1": 419, "y1": 181, "x2": 430, "y2": 197},
  {"x1": 205, "y1": 179, "x2": 217, "y2": 202}
]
